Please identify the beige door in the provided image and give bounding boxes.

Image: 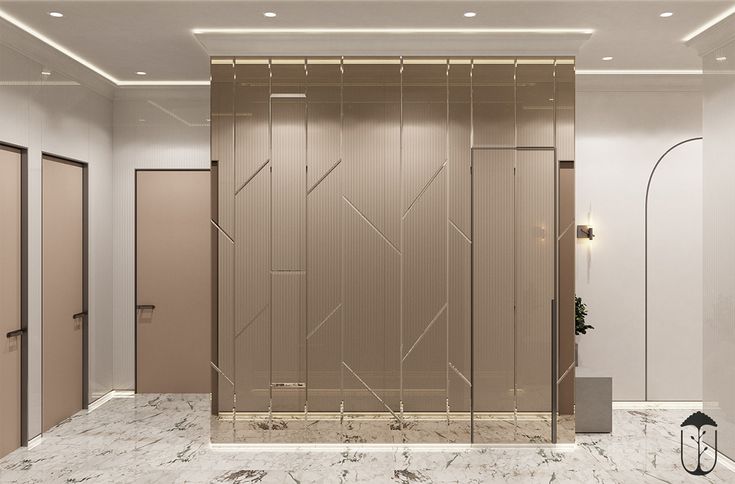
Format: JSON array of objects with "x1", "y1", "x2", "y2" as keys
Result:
[
  {"x1": 1, "y1": 146, "x2": 22, "y2": 458},
  {"x1": 42, "y1": 157, "x2": 84, "y2": 432},
  {"x1": 136, "y1": 170, "x2": 210, "y2": 393}
]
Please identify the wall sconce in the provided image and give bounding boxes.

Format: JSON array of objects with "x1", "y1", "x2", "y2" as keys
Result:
[{"x1": 577, "y1": 225, "x2": 595, "y2": 240}]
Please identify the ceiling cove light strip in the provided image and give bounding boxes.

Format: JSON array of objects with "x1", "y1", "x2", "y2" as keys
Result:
[
  {"x1": 116, "y1": 80, "x2": 211, "y2": 86},
  {"x1": 0, "y1": 7, "x2": 118, "y2": 83},
  {"x1": 0, "y1": 8, "x2": 208, "y2": 86},
  {"x1": 192, "y1": 27, "x2": 594, "y2": 35},
  {"x1": 683, "y1": 5, "x2": 735, "y2": 42}
]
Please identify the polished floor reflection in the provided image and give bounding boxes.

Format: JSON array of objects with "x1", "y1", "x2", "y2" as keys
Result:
[
  {"x1": 0, "y1": 394, "x2": 732, "y2": 483},
  {"x1": 210, "y1": 413, "x2": 563, "y2": 444}
]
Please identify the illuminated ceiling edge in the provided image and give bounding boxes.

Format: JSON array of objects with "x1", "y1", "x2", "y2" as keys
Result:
[
  {"x1": 0, "y1": 8, "x2": 208, "y2": 87},
  {"x1": 191, "y1": 27, "x2": 595, "y2": 35},
  {"x1": 0, "y1": 7, "x2": 708, "y2": 85},
  {"x1": 683, "y1": 5, "x2": 735, "y2": 42},
  {"x1": 0, "y1": 7, "x2": 120, "y2": 84}
]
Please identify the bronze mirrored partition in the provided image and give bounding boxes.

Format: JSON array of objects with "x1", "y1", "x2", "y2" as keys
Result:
[{"x1": 210, "y1": 57, "x2": 575, "y2": 445}]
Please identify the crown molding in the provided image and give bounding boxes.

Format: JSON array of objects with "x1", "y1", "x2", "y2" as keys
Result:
[
  {"x1": 686, "y1": 11, "x2": 735, "y2": 57},
  {"x1": 194, "y1": 29, "x2": 592, "y2": 57}
]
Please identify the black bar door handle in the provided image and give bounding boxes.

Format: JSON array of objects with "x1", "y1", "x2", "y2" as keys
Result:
[
  {"x1": 6, "y1": 328, "x2": 26, "y2": 338},
  {"x1": 136, "y1": 305, "x2": 156, "y2": 311},
  {"x1": 72, "y1": 311, "x2": 87, "y2": 320}
]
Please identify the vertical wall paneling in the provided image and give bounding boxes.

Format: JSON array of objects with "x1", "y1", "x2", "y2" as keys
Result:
[
  {"x1": 472, "y1": 149, "x2": 515, "y2": 415},
  {"x1": 306, "y1": 60, "x2": 342, "y2": 411},
  {"x1": 447, "y1": 61, "x2": 472, "y2": 414},
  {"x1": 401, "y1": 60, "x2": 448, "y2": 412},
  {"x1": 213, "y1": 57, "x2": 574, "y2": 443},
  {"x1": 270, "y1": 61, "x2": 307, "y2": 411},
  {"x1": 212, "y1": 61, "x2": 236, "y2": 410}
]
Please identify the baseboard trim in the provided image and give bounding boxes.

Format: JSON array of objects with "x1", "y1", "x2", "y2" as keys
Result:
[
  {"x1": 704, "y1": 447, "x2": 735, "y2": 473},
  {"x1": 87, "y1": 390, "x2": 135, "y2": 413},
  {"x1": 26, "y1": 434, "x2": 43, "y2": 450},
  {"x1": 612, "y1": 401, "x2": 703, "y2": 410}
]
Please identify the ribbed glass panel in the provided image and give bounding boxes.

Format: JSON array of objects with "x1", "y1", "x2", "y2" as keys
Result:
[
  {"x1": 472, "y1": 62, "x2": 515, "y2": 147},
  {"x1": 306, "y1": 62, "x2": 341, "y2": 187},
  {"x1": 213, "y1": 56, "x2": 573, "y2": 444},
  {"x1": 342, "y1": 61, "x2": 401, "y2": 412},
  {"x1": 305, "y1": 61, "x2": 343, "y2": 412},
  {"x1": 516, "y1": 63, "x2": 555, "y2": 147},
  {"x1": 234, "y1": 63, "x2": 269, "y2": 189},
  {"x1": 234, "y1": 160, "x2": 270, "y2": 412},
  {"x1": 306, "y1": 163, "x2": 343, "y2": 411},
  {"x1": 270, "y1": 64, "x2": 307, "y2": 411},
  {"x1": 472, "y1": 149, "x2": 515, "y2": 416},
  {"x1": 555, "y1": 62, "x2": 575, "y2": 160},
  {"x1": 211, "y1": 62, "x2": 236, "y2": 413},
  {"x1": 401, "y1": 61, "x2": 448, "y2": 413},
  {"x1": 515, "y1": 150, "x2": 554, "y2": 415}
]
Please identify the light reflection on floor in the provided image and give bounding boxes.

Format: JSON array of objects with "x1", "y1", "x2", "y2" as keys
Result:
[{"x1": 0, "y1": 394, "x2": 732, "y2": 483}]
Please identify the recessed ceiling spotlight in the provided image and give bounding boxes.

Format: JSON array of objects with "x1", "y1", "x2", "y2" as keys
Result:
[
  {"x1": 138, "y1": 118, "x2": 146, "y2": 123},
  {"x1": 548, "y1": 98, "x2": 554, "y2": 102},
  {"x1": 41, "y1": 70, "x2": 51, "y2": 76},
  {"x1": 464, "y1": 12, "x2": 477, "y2": 18},
  {"x1": 716, "y1": 56, "x2": 728, "y2": 62},
  {"x1": 660, "y1": 12, "x2": 674, "y2": 18},
  {"x1": 48, "y1": 11, "x2": 63, "y2": 18},
  {"x1": 136, "y1": 71, "x2": 147, "y2": 76},
  {"x1": 602, "y1": 56, "x2": 614, "y2": 61},
  {"x1": 263, "y1": 12, "x2": 277, "y2": 18}
]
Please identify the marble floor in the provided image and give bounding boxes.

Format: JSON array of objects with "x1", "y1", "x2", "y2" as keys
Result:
[{"x1": 0, "y1": 394, "x2": 733, "y2": 483}]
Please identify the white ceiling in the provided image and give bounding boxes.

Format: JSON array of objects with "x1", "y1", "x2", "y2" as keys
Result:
[{"x1": 0, "y1": 0, "x2": 732, "y2": 84}]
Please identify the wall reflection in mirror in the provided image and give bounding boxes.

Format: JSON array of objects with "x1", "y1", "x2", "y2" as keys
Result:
[{"x1": 210, "y1": 57, "x2": 575, "y2": 444}]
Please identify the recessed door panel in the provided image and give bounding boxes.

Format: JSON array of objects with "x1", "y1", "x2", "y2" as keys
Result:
[
  {"x1": 0, "y1": 145, "x2": 21, "y2": 457},
  {"x1": 42, "y1": 156, "x2": 84, "y2": 432},
  {"x1": 136, "y1": 170, "x2": 211, "y2": 393},
  {"x1": 472, "y1": 149, "x2": 515, "y2": 413},
  {"x1": 515, "y1": 150, "x2": 554, "y2": 412}
]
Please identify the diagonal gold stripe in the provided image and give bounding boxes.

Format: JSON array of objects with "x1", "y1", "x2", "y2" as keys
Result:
[
  {"x1": 235, "y1": 159, "x2": 269, "y2": 196},
  {"x1": 343, "y1": 196, "x2": 400, "y2": 254},
  {"x1": 210, "y1": 219, "x2": 235, "y2": 245},
  {"x1": 235, "y1": 303, "x2": 269, "y2": 339},
  {"x1": 342, "y1": 362, "x2": 399, "y2": 421},
  {"x1": 307, "y1": 303, "x2": 342, "y2": 340},
  {"x1": 402, "y1": 303, "x2": 448, "y2": 362},
  {"x1": 403, "y1": 161, "x2": 446, "y2": 220}
]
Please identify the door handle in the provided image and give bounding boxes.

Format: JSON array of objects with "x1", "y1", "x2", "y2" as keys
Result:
[
  {"x1": 6, "y1": 328, "x2": 26, "y2": 338},
  {"x1": 136, "y1": 305, "x2": 156, "y2": 311},
  {"x1": 72, "y1": 311, "x2": 87, "y2": 320}
]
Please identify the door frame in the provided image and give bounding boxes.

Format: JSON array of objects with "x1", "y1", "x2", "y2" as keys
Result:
[
  {"x1": 133, "y1": 168, "x2": 210, "y2": 393},
  {"x1": 41, "y1": 153, "x2": 89, "y2": 431},
  {"x1": 1, "y1": 142, "x2": 28, "y2": 447}
]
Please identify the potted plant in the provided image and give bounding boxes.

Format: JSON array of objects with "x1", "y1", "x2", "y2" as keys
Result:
[{"x1": 575, "y1": 296, "x2": 594, "y2": 367}]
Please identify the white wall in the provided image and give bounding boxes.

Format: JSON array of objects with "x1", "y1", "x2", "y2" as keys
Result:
[
  {"x1": 0, "y1": 39, "x2": 113, "y2": 439},
  {"x1": 112, "y1": 87, "x2": 210, "y2": 389},
  {"x1": 701, "y1": 37, "x2": 735, "y2": 460},
  {"x1": 576, "y1": 75, "x2": 703, "y2": 401}
]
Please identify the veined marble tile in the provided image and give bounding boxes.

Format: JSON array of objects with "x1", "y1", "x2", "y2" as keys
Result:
[{"x1": 1, "y1": 394, "x2": 733, "y2": 483}]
